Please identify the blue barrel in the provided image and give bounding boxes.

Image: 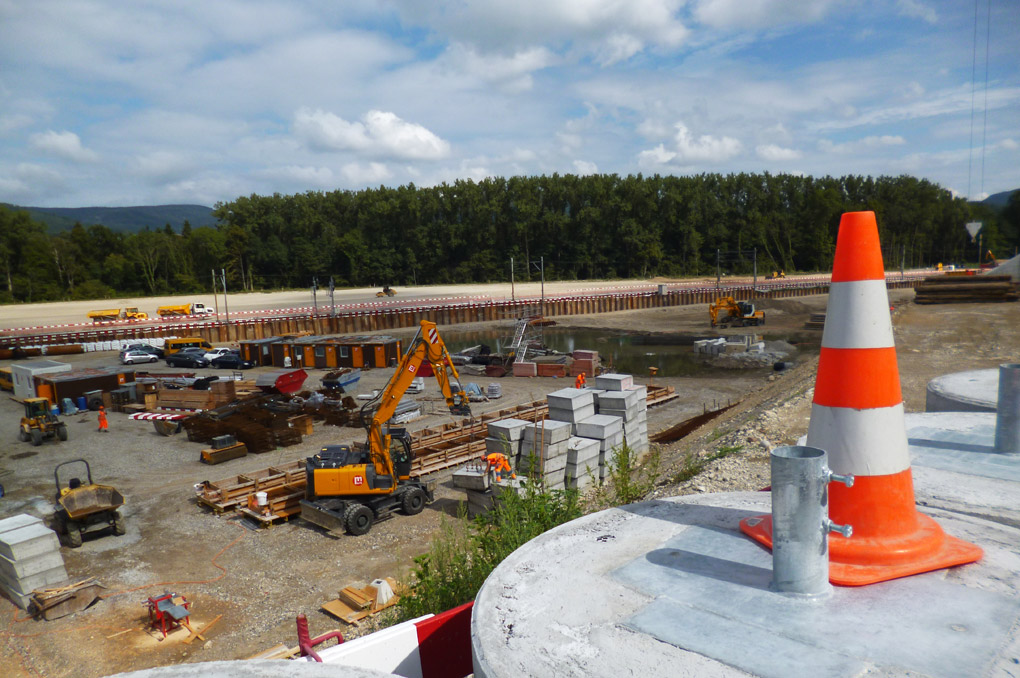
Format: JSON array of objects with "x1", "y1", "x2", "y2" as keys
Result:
[{"x1": 76, "y1": 396, "x2": 87, "y2": 411}]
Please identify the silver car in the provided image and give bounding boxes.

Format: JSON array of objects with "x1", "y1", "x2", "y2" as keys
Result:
[{"x1": 120, "y1": 349, "x2": 159, "y2": 364}]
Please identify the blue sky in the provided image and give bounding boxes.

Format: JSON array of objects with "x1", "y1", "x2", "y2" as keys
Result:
[{"x1": 1, "y1": 0, "x2": 1017, "y2": 208}]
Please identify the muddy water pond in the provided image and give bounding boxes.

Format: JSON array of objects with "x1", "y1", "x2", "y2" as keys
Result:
[{"x1": 443, "y1": 327, "x2": 750, "y2": 378}]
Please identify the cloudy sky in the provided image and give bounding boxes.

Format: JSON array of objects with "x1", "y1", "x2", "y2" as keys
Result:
[{"x1": 1, "y1": 0, "x2": 1017, "y2": 208}]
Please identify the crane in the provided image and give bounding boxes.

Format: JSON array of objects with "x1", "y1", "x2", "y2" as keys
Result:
[{"x1": 300, "y1": 320, "x2": 471, "y2": 536}]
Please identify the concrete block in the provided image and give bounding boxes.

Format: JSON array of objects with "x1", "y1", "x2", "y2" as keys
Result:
[
  {"x1": 487, "y1": 418, "x2": 531, "y2": 442},
  {"x1": 567, "y1": 437, "x2": 601, "y2": 466},
  {"x1": 453, "y1": 466, "x2": 490, "y2": 491},
  {"x1": 547, "y1": 388, "x2": 596, "y2": 411},
  {"x1": 565, "y1": 472, "x2": 594, "y2": 491},
  {"x1": 599, "y1": 405, "x2": 641, "y2": 422},
  {"x1": 626, "y1": 385, "x2": 648, "y2": 403},
  {"x1": 0, "y1": 581, "x2": 33, "y2": 610},
  {"x1": 0, "y1": 562, "x2": 67, "y2": 595},
  {"x1": 465, "y1": 489, "x2": 495, "y2": 512},
  {"x1": 548, "y1": 404, "x2": 596, "y2": 424},
  {"x1": 598, "y1": 431, "x2": 625, "y2": 453},
  {"x1": 0, "y1": 550, "x2": 65, "y2": 581},
  {"x1": 492, "y1": 478, "x2": 524, "y2": 498},
  {"x1": 598, "y1": 390, "x2": 641, "y2": 411},
  {"x1": 594, "y1": 373, "x2": 633, "y2": 391},
  {"x1": 519, "y1": 439, "x2": 569, "y2": 458},
  {"x1": 540, "y1": 469, "x2": 565, "y2": 491},
  {"x1": 0, "y1": 514, "x2": 43, "y2": 536},
  {"x1": 486, "y1": 436, "x2": 519, "y2": 457},
  {"x1": 576, "y1": 414, "x2": 623, "y2": 439},
  {"x1": 522, "y1": 420, "x2": 572, "y2": 444},
  {"x1": 0, "y1": 524, "x2": 61, "y2": 562}
]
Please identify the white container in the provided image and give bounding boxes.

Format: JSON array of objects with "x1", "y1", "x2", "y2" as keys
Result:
[{"x1": 255, "y1": 491, "x2": 268, "y2": 507}]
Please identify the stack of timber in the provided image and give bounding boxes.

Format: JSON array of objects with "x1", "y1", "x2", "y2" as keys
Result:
[
  {"x1": 321, "y1": 578, "x2": 400, "y2": 625},
  {"x1": 183, "y1": 399, "x2": 304, "y2": 453},
  {"x1": 239, "y1": 483, "x2": 305, "y2": 526},
  {"x1": 195, "y1": 461, "x2": 305, "y2": 513},
  {"x1": 31, "y1": 578, "x2": 105, "y2": 620},
  {"x1": 914, "y1": 275, "x2": 1019, "y2": 304},
  {"x1": 200, "y1": 442, "x2": 248, "y2": 465}
]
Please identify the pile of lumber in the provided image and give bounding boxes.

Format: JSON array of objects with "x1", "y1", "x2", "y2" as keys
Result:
[
  {"x1": 321, "y1": 577, "x2": 399, "y2": 625},
  {"x1": 183, "y1": 401, "x2": 303, "y2": 453},
  {"x1": 804, "y1": 313, "x2": 826, "y2": 330},
  {"x1": 31, "y1": 578, "x2": 105, "y2": 620},
  {"x1": 914, "y1": 275, "x2": 1019, "y2": 304},
  {"x1": 195, "y1": 461, "x2": 305, "y2": 513}
]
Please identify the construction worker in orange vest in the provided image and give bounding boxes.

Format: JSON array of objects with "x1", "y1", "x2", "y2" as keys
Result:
[
  {"x1": 97, "y1": 406, "x2": 109, "y2": 433},
  {"x1": 482, "y1": 452, "x2": 515, "y2": 483},
  {"x1": 575, "y1": 371, "x2": 587, "y2": 389}
]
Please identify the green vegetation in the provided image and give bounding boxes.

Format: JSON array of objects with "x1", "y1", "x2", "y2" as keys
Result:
[
  {"x1": 2, "y1": 174, "x2": 1017, "y2": 304},
  {"x1": 396, "y1": 482, "x2": 581, "y2": 621},
  {"x1": 591, "y1": 443, "x2": 661, "y2": 507}
]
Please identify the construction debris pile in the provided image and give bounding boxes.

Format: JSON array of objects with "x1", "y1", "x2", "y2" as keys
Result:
[
  {"x1": 914, "y1": 274, "x2": 1019, "y2": 304},
  {"x1": 694, "y1": 335, "x2": 790, "y2": 368}
]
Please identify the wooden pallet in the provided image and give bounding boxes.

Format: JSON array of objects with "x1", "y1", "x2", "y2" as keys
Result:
[
  {"x1": 238, "y1": 486, "x2": 304, "y2": 527},
  {"x1": 200, "y1": 442, "x2": 248, "y2": 465},
  {"x1": 646, "y1": 384, "x2": 679, "y2": 407}
]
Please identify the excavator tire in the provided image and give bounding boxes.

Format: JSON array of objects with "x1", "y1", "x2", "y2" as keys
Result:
[
  {"x1": 401, "y1": 487, "x2": 426, "y2": 516},
  {"x1": 57, "y1": 425, "x2": 68, "y2": 441},
  {"x1": 31, "y1": 430, "x2": 42, "y2": 446},
  {"x1": 18, "y1": 429, "x2": 29, "y2": 442},
  {"x1": 113, "y1": 512, "x2": 126, "y2": 536},
  {"x1": 344, "y1": 504, "x2": 374, "y2": 536}
]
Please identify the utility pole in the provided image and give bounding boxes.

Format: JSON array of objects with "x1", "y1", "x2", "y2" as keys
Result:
[
  {"x1": 540, "y1": 256, "x2": 545, "y2": 315},
  {"x1": 510, "y1": 257, "x2": 515, "y2": 302},
  {"x1": 212, "y1": 269, "x2": 219, "y2": 317},
  {"x1": 329, "y1": 276, "x2": 335, "y2": 317},
  {"x1": 221, "y1": 269, "x2": 229, "y2": 322},
  {"x1": 312, "y1": 277, "x2": 318, "y2": 317},
  {"x1": 716, "y1": 249, "x2": 721, "y2": 291},
  {"x1": 752, "y1": 248, "x2": 758, "y2": 295}
]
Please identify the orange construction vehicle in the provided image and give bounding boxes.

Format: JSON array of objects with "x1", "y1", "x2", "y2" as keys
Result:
[
  {"x1": 300, "y1": 320, "x2": 471, "y2": 536},
  {"x1": 709, "y1": 296, "x2": 766, "y2": 328}
]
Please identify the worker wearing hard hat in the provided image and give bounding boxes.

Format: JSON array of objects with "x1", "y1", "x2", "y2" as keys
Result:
[
  {"x1": 482, "y1": 453, "x2": 515, "y2": 483},
  {"x1": 575, "y1": 372, "x2": 587, "y2": 389}
]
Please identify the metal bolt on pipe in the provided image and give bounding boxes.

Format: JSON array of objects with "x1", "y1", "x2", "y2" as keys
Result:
[
  {"x1": 995, "y1": 364, "x2": 1020, "y2": 454},
  {"x1": 769, "y1": 446, "x2": 854, "y2": 598}
]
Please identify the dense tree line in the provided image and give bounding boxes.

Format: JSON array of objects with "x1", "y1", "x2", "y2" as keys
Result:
[{"x1": 1, "y1": 173, "x2": 1017, "y2": 304}]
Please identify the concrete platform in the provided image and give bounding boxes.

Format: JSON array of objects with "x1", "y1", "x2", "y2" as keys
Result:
[
  {"x1": 472, "y1": 492, "x2": 1020, "y2": 678},
  {"x1": 905, "y1": 412, "x2": 1020, "y2": 527},
  {"x1": 110, "y1": 660, "x2": 398, "y2": 678},
  {"x1": 925, "y1": 369, "x2": 998, "y2": 412}
]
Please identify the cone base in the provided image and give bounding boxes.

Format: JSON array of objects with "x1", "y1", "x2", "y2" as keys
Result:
[{"x1": 739, "y1": 513, "x2": 983, "y2": 586}]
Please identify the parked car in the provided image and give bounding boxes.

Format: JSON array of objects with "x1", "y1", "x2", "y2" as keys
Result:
[
  {"x1": 210, "y1": 353, "x2": 255, "y2": 370},
  {"x1": 204, "y1": 347, "x2": 235, "y2": 361},
  {"x1": 121, "y1": 349, "x2": 159, "y2": 365},
  {"x1": 123, "y1": 343, "x2": 165, "y2": 358},
  {"x1": 165, "y1": 353, "x2": 210, "y2": 368}
]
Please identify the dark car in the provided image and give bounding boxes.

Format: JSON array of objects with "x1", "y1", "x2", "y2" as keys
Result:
[
  {"x1": 124, "y1": 343, "x2": 165, "y2": 358},
  {"x1": 210, "y1": 353, "x2": 255, "y2": 370},
  {"x1": 166, "y1": 353, "x2": 210, "y2": 368}
]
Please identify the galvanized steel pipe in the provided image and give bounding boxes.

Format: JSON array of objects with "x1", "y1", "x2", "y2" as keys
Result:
[
  {"x1": 769, "y1": 445, "x2": 853, "y2": 598},
  {"x1": 995, "y1": 363, "x2": 1020, "y2": 454}
]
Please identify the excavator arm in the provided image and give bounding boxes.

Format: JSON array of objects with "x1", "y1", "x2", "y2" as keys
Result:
[{"x1": 362, "y1": 320, "x2": 471, "y2": 480}]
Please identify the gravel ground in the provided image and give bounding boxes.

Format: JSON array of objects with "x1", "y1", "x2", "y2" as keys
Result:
[{"x1": 3, "y1": 288, "x2": 1018, "y2": 677}]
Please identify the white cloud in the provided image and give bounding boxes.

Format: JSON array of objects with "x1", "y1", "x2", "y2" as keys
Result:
[
  {"x1": 1000, "y1": 138, "x2": 1018, "y2": 151},
  {"x1": 445, "y1": 44, "x2": 555, "y2": 93},
  {"x1": 896, "y1": 0, "x2": 937, "y2": 24},
  {"x1": 637, "y1": 143, "x2": 678, "y2": 167},
  {"x1": 818, "y1": 135, "x2": 907, "y2": 154},
  {"x1": 693, "y1": 0, "x2": 836, "y2": 30},
  {"x1": 0, "y1": 163, "x2": 67, "y2": 201},
  {"x1": 756, "y1": 144, "x2": 801, "y2": 161},
  {"x1": 671, "y1": 122, "x2": 742, "y2": 163},
  {"x1": 390, "y1": 0, "x2": 689, "y2": 63},
  {"x1": 341, "y1": 162, "x2": 392, "y2": 185},
  {"x1": 294, "y1": 108, "x2": 450, "y2": 160},
  {"x1": 266, "y1": 165, "x2": 336, "y2": 187},
  {"x1": 0, "y1": 114, "x2": 33, "y2": 135},
  {"x1": 132, "y1": 150, "x2": 198, "y2": 183},
  {"x1": 573, "y1": 160, "x2": 598, "y2": 175},
  {"x1": 29, "y1": 130, "x2": 98, "y2": 162}
]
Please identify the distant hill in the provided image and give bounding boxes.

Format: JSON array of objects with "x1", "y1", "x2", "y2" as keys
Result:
[
  {"x1": 980, "y1": 189, "x2": 1017, "y2": 210},
  {"x1": 1, "y1": 204, "x2": 217, "y2": 233}
]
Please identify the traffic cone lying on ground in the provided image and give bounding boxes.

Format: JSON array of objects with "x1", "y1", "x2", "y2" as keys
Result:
[{"x1": 740, "y1": 210, "x2": 982, "y2": 585}]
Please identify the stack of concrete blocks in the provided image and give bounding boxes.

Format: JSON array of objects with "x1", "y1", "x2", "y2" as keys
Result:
[
  {"x1": 693, "y1": 338, "x2": 727, "y2": 355},
  {"x1": 485, "y1": 418, "x2": 531, "y2": 462},
  {"x1": 453, "y1": 464, "x2": 524, "y2": 517},
  {"x1": 547, "y1": 388, "x2": 597, "y2": 434},
  {"x1": 595, "y1": 374, "x2": 649, "y2": 455},
  {"x1": 575, "y1": 414, "x2": 625, "y2": 481},
  {"x1": 519, "y1": 420, "x2": 573, "y2": 490},
  {"x1": 0, "y1": 514, "x2": 68, "y2": 610},
  {"x1": 564, "y1": 436, "x2": 601, "y2": 490}
]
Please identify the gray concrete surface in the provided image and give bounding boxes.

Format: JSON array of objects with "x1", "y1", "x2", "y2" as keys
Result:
[
  {"x1": 925, "y1": 369, "x2": 998, "y2": 412},
  {"x1": 472, "y1": 492, "x2": 1020, "y2": 678}
]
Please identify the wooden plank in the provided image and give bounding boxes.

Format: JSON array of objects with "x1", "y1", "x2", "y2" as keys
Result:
[{"x1": 183, "y1": 615, "x2": 222, "y2": 645}]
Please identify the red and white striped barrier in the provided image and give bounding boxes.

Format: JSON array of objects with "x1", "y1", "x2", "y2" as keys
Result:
[
  {"x1": 128, "y1": 411, "x2": 193, "y2": 420},
  {"x1": 310, "y1": 602, "x2": 473, "y2": 678}
]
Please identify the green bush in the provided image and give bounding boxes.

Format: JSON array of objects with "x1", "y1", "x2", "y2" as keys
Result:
[{"x1": 397, "y1": 482, "x2": 581, "y2": 621}]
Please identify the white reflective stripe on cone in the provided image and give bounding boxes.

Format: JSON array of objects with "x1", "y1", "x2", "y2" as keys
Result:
[
  {"x1": 806, "y1": 402, "x2": 911, "y2": 476},
  {"x1": 821, "y1": 280, "x2": 895, "y2": 350}
]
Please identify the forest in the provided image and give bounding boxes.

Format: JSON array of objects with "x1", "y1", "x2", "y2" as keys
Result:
[{"x1": 1, "y1": 172, "x2": 1017, "y2": 304}]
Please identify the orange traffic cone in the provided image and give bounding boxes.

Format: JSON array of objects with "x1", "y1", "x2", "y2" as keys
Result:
[{"x1": 741, "y1": 211, "x2": 982, "y2": 585}]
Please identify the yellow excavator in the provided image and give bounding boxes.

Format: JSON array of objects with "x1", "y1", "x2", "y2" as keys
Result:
[
  {"x1": 709, "y1": 297, "x2": 766, "y2": 328},
  {"x1": 300, "y1": 320, "x2": 471, "y2": 535},
  {"x1": 19, "y1": 398, "x2": 68, "y2": 446}
]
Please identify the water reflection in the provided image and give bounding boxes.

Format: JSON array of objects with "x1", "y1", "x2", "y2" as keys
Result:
[{"x1": 442, "y1": 327, "x2": 728, "y2": 378}]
